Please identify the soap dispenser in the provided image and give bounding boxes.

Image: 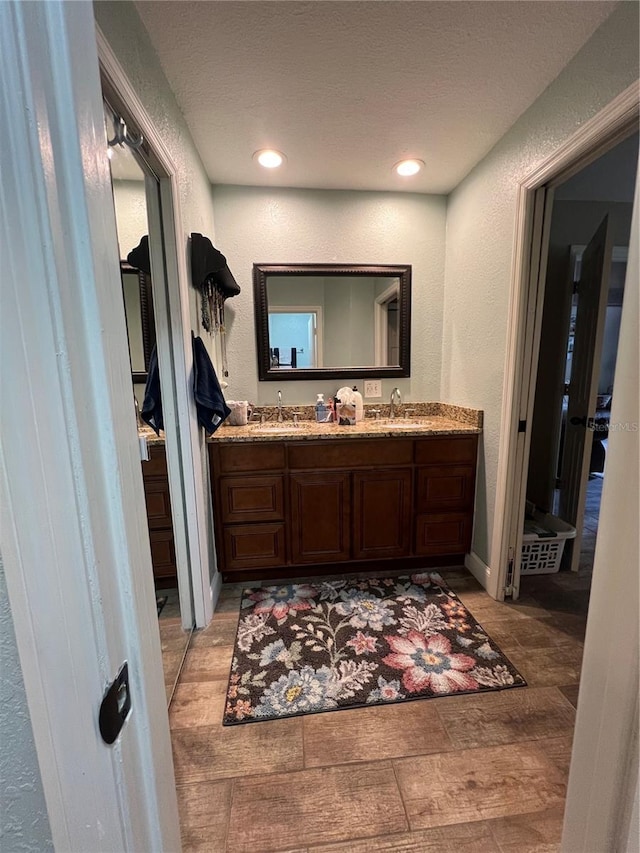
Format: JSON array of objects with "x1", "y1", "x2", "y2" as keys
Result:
[{"x1": 315, "y1": 393, "x2": 328, "y2": 423}]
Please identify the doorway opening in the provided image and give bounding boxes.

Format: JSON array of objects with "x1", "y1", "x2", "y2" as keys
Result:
[
  {"x1": 267, "y1": 306, "x2": 322, "y2": 368},
  {"x1": 509, "y1": 131, "x2": 637, "y2": 616}
]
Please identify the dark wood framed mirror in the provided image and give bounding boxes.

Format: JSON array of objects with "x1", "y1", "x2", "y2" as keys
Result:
[
  {"x1": 120, "y1": 260, "x2": 155, "y2": 383},
  {"x1": 253, "y1": 263, "x2": 411, "y2": 381}
]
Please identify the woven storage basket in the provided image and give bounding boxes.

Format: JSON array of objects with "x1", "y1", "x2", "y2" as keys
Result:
[{"x1": 521, "y1": 509, "x2": 577, "y2": 575}]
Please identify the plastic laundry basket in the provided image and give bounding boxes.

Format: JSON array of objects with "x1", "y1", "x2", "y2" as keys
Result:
[{"x1": 521, "y1": 508, "x2": 577, "y2": 575}]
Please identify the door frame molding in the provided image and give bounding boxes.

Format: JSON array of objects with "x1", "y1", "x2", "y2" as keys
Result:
[
  {"x1": 0, "y1": 3, "x2": 181, "y2": 848},
  {"x1": 492, "y1": 81, "x2": 639, "y2": 602},
  {"x1": 97, "y1": 26, "x2": 217, "y2": 629}
]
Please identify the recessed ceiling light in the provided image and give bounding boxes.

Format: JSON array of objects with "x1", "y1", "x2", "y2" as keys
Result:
[
  {"x1": 253, "y1": 149, "x2": 286, "y2": 169},
  {"x1": 394, "y1": 159, "x2": 424, "y2": 177}
]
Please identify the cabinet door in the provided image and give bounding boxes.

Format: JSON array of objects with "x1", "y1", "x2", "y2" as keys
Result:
[
  {"x1": 353, "y1": 468, "x2": 412, "y2": 560},
  {"x1": 290, "y1": 472, "x2": 350, "y2": 563}
]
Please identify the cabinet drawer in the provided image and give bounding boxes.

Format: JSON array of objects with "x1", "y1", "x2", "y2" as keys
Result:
[
  {"x1": 416, "y1": 465, "x2": 475, "y2": 512},
  {"x1": 219, "y1": 475, "x2": 284, "y2": 523},
  {"x1": 148, "y1": 528, "x2": 177, "y2": 579},
  {"x1": 143, "y1": 478, "x2": 173, "y2": 529},
  {"x1": 213, "y1": 442, "x2": 286, "y2": 473},
  {"x1": 223, "y1": 523, "x2": 286, "y2": 571},
  {"x1": 414, "y1": 436, "x2": 478, "y2": 465},
  {"x1": 415, "y1": 512, "x2": 472, "y2": 555},
  {"x1": 288, "y1": 439, "x2": 413, "y2": 470}
]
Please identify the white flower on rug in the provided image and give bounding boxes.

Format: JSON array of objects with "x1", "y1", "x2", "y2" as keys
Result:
[
  {"x1": 471, "y1": 664, "x2": 518, "y2": 687},
  {"x1": 254, "y1": 665, "x2": 337, "y2": 717},
  {"x1": 236, "y1": 613, "x2": 276, "y2": 652},
  {"x1": 476, "y1": 641, "x2": 500, "y2": 660},
  {"x1": 335, "y1": 591, "x2": 395, "y2": 631}
]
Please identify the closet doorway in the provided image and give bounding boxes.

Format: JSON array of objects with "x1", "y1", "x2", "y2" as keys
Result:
[{"x1": 505, "y1": 129, "x2": 638, "y2": 603}]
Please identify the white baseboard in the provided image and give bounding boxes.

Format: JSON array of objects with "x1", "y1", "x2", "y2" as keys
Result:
[
  {"x1": 464, "y1": 551, "x2": 491, "y2": 591},
  {"x1": 210, "y1": 570, "x2": 223, "y2": 617}
]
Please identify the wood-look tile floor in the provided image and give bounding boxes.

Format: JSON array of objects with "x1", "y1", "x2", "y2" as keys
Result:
[{"x1": 169, "y1": 568, "x2": 589, "y2": 853}]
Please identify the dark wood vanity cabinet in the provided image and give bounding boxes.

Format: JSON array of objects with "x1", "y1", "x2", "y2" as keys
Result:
[
  {"x1": 141, "y1": 445, "x2": 177, "y2": 584},
  {"x1": 209, "y1": 433, "x2": 478, "y2": 581}
]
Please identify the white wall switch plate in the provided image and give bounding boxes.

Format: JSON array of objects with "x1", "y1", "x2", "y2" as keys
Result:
[{"x1": 364, "y1": 380, "x2": 382, "y2": 398}]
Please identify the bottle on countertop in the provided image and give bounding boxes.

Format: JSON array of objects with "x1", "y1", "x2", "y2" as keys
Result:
[
  {"x1": 352, "y1": 386, "x2": 364, "y2": 422},
  {"x1": 315, "y1": 393, "x2": 328, "y2": 423}
]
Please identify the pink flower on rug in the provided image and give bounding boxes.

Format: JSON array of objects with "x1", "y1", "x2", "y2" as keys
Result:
[
  {"x1": 248, "y1": 584, "x2": 317, "y2": 620},
  {"x1": 346, "y1": 631, "x2": 378, "y2": 655},
  {"x1": 228, "y1": 699, "x2": 252, "y2": 720},
  {"x1": 383, "y1": 631, "x2": 478, "y2": 694}
]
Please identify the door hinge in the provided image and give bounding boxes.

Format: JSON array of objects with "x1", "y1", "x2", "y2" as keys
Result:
[{"x1": 504, "y1": 546, "x2": 515, "y2": 598}]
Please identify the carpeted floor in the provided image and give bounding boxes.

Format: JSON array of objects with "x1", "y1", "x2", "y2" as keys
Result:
[{"x1": 223, "y1": 572, "x2": 525, "y2": 725}]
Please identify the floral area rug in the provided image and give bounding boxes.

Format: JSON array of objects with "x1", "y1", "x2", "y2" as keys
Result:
[{"x1": 223, "y1": 573, "x2": 526, "y2": 725}]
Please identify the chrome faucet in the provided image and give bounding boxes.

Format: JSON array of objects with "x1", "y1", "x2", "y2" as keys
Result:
[
  {"x1": 390, "y1": 387, "x2": 401, "y2": 419},
  {"x1": 277, "y1": 389, "x2": 284, "y2": 422}
]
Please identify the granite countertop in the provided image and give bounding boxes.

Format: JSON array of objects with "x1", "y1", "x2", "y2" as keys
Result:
[
  {"x1": 140, "y1": 402, "x2": 482, "y2": 445},
  {"x1": 209, "y1": 402, "x2": 482, "y2": 443}
]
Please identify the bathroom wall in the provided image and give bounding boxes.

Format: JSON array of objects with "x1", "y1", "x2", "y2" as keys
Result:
[
  {"x1": 212, "y1": 186, "x2": 446, "y2": 405},
  {"x1": 442, "y1": 1, "x2": 639, "y2": 574},
  {"x1": 112, "y1": 179, "x2": 147, "y2": 259},
  {"x1": 94, "y1": 1, "x2": 220, "y2": 364},
  {"x1": 0, "y1": 556, "x2": 53, "y2": 852},
  {"x1": 267, "y1": 275, "x2": 391, "y2": 368}
]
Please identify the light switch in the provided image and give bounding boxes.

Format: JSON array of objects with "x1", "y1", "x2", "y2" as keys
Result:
[{"x1": 364, "y1": 380, "x2": 382, "y2": 398}]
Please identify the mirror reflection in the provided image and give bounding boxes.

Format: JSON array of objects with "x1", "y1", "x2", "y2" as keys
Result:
[
  {"x1": 104, "y1": 98, "x2": 192, "y2": 703},
  {"x1": 254, "y1": 264, "x2": 411, "y2": 381}
]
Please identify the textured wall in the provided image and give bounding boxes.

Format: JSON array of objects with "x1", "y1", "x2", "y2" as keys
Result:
[
  {"x1": 94, "y1": 1, "x2": 220, "y2": 366},
  {"x1": 95, "y1": 0, "x2": 227, "y2": 588},
  {"x1": 113, "y1": 179, "x2": 147, "y2": 259},
  {"x1": 442, "y1": 2, "x2": 640, "y2": 570},
  {"x1": 0, "y1": 557, "x2": 53, "y2": 852},
  {"x1": 211, "y1": 186, "x2": 446, "y2": 405}
]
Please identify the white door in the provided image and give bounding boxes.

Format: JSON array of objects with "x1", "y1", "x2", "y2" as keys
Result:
[
  {"x1": 559, "y1": 216, "x2": 613, "y2": 571},
  {"x1": 0, "y1": 2, "x2": 181, "y2": 849}
]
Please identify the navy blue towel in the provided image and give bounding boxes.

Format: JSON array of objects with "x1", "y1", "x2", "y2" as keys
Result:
[
  {"x1": 193, "y1": 335, "x2": 230, "y2": 435},
  {"x1": 140, "y1": 345, "x2": 163, "y2": 435}
]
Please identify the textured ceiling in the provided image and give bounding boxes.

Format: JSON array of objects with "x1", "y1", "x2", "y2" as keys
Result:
[{"x1": 136, "y1": 0, "x2": 616, "y2": 194}]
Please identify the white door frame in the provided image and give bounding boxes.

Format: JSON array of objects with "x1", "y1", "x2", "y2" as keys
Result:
[
  {"x1": 0, "y1": 2, "x2": 181, "y2": 849},
  {"x1": 492, "y1": 82, "x2": 639, "y2": 602},
  {"x1": 374, "y1": 282, "x2": 400, "y2": 366},
  {"x1": 98, "y1": 27, "x2": 217, "y2": 629},
  {"x1": 492, "y1": 80, "x2": 639, "y2": 851}
]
